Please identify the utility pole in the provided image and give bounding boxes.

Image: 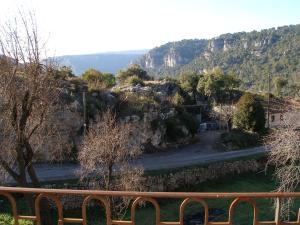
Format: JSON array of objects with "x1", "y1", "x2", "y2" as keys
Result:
[
  {"x1": 83, "y1": 91, "x2": 87, "y2": 135},
  {"x1": 267, "y1": 73, "x2": 270, "y2": 128}
]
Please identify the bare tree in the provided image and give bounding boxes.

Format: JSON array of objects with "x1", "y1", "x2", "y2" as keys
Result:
[
  {"x1": 78, "y1": 109, "x2": 144, "y2": 218},
  {"x1": 0, "y1": 11, "x2": 74, "y2": 225},
  {"x1": 0, "y1": 11, "x2": 70, "y2": 188},
  {"x1": 211, "y1": 103, "x2": 235, "y2": 131},
  {"x1": 265, "y1": 110, "x2": 300, "y2": 216}
]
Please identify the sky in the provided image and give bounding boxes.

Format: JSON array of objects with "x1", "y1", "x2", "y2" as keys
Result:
[{"x1": 0, "y1": 0, "x2": 299, "y2": 56}]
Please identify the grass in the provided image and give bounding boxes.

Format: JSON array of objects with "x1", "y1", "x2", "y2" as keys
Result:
[
  {"x1": 3, "y1": 169, "x2": 298, "y2": 225},
  {"x1": 129, "y1": 170, "x2": 299, "y2": 225},
  {"x1": 130, "y1": 170, "x2": 278, "y2": 225}
]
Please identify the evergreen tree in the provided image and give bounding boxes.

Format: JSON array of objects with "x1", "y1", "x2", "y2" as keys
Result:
[{"x1": 233, "y1": 93, "x2": 266, "y2": 132}]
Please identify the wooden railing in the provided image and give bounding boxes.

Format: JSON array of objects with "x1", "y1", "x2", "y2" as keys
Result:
[{"x1": 0, "y1": 186, "x2": 300, "y2": 225}]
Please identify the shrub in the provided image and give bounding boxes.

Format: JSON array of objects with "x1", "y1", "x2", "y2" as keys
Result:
[
  {"x1": 165, "y1": 117, "x2": 185, "y2": 142},
  {"x1": 82, "y1": 69, "x2": 116, "y2": 89},
  {"x1": 0, "y1": 213, "x2": 33, "y2": 225},
  {"x1": 233, "y1": 93, "x2": 266, "y2": 132},
  {"x1": 81, "y1": 68, "x2": 103, "y2": 82},
  {"x1": 125, "y1": 75, "x2": 144, "y2": 86},
  {"x1": 117, "y1": 93, "x2": 157, "y2": 117},
  {"x1": 116, "y1": 64, "x2": 151, "y2": 84},
  {"x1": 171, "y1": 92, "x2": 184, "y2": 106},
  {"x1": 221, "y1": 129, "x2": 261, "y2": 150},
  {"x1": 178, "y1": 109, "x2": 199, "y2": 136}
]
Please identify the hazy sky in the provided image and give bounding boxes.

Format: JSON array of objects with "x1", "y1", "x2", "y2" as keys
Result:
[{"x1": 1, "y1": 0, "x2": 299, "y2": 56}]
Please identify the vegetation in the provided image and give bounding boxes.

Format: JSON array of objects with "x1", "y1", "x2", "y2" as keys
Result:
[
  {"x1": 179, "y1": 73, "x2": 200, "y2": 101},
  {"x1": 0, "y1": 13, "x2": 70, "y2": 188},
  {"x1": 139, "y1": 24, "x2": 300, "y2": 97},
  {"x1": 1, "y1": 166, "x2": 293, "y2": 225},
  {"x1": 266, "y1": 110, "x2": 300, "y2": 215},
  {"x1": 197, "y1": 69, "x2": 240, "y2": 103},
  {"x1": 221, "y1": 129, "x2": 262, "y2": 150},
  {"x1": 274, "y1": 76, "x2": 288, "y2": 97},
  {"x1": 125, "y1": 75, "x2": 145, "y2": 86},
  {"x1": 116, "y1": 64, "x2": 151, "y2": 84},
  {"x1": 233, "y1": 93, "x2": 266, "y2": 132},
  {"x1": 53, "y1": 66, "x2": 75, "y2": 79},
  {"x1": 81, "y1": 68, "x2": 116, "y2": 89},
  {"x1": 0, "y1": 214, "x2": 33, "y2": 225},
  {"x1": 171, "y1": 92, "x2": 185, "y2": 106},
  {"x1": 2, "y1": 8, "x2": 299, "y2": 225},
  {"x1": 78, "y1": 110, "x2": 144, "y2": 217},
  {"x1": 0, "y1": 12, "x2": 73, "y2": 225}
]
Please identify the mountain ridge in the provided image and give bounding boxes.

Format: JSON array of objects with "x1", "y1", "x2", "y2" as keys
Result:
[
  {"x1": 137, "y1": 24, "x2": 300, "y2": 91},
  {"x1": 54, "y1": 49, "x2": 149, "y2": 75}
]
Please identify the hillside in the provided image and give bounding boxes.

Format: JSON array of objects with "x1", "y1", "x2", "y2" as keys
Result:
[
  {"x1": 55, "y1": 50, "x2": 148, "y2": 75},
  {"x1": 138, "y1": 24, "x2": 300, "y2": 92}
]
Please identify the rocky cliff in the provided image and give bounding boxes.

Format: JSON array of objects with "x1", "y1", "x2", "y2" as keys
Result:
[
  {"x1": 138, "y1": 24, "x2": 300, "y2": 91},
  {"x1": 139, "y1": 39, "x2": 208, "y2": 69}
]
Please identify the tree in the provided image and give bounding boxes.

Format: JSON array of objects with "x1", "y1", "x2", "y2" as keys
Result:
[
  {"x1": 197, "y1": 69, "x2": 240, "y2": 104},
  {"x1": 179, "y1": 73, "x2": 200, "y2": 102},
  {"x1": 289, "y1": 82, "x2": 300, "y2": 97},
  {"x1": 274, "y1": 77, "x2": 288, "y2": 97},
  {"x1": 53, "y1": 66, "x2": 75, "y2": 79},
  {"x1": 233, "y1": 93, "x2": 266, "y2": 132},
  {"x1": 102, "y1": 72, "x2": 116, "y2": 88},
  {"x1": 0, "y1": 12, "x2": 70, "y2": 224},
  {"x1": 82, "y1": 68, "x2": 116, "y2": 89},
  {"x1": 78, "y1": 109, "x2": 144, "y2": 218},
  {"x1": 116, "y1": 64, "x2": 150, "y2": 84},
  {"x1": 211, "y1": 104, "x2": 235, "y2": 131},
  {"x1": 266, "y1": 111, "x2": 300, "y2": 216},
  {"x1": 171, "y1": 92, "x2": 185, "y2": 106}
]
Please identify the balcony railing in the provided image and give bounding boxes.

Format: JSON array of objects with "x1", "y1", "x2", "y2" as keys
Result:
[{"x1": 0, "y1": 186, "x2": 300, "y2": 225}]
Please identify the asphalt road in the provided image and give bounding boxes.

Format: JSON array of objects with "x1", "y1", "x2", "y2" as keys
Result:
[{"x1": 32, "y1": 145, "x2": 267, "y2": 182}]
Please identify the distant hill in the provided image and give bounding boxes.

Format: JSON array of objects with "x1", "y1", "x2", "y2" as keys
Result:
[
  {"x1": 54, "y1": 50, "x2": 148, "y2": 75},
  {"x1": 138, "y1": 24, "x2": 300, "y2": 91}
]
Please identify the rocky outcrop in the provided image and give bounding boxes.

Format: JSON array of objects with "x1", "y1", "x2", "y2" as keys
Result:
[
  {"x1": 208, "y1": 38, "x2": 225, "y2": 52},
  {"x1": 137, "y1": 24, "x2": 300, "y2": 87},
  {"x1": 138, "y1": 39, "x2": 208, "y2": 73},
  {"x1": 125, "y1": 108, "x2": 192, "y2": 152}
]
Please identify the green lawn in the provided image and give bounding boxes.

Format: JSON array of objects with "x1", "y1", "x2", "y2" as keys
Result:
[
  {"x1": 124, "y1": 170, "x2": 299, "y2": 225},
  {"x1": 130, "y1": 170, "x2": 279, "y2": 225}
]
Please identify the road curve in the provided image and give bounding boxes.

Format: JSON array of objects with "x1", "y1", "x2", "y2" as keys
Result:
[{"x1": 31, "y1": 145, "x2": 267, "y2": 182}]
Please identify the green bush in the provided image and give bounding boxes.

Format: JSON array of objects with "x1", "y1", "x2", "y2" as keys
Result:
[
  {"x1": 125, "y1": 75, "x2": 145, "y2": 86},
  {"x1": 117, "y1": 93, "x2": 157, "y2": 117},
  {"x1": 0, "y1": 213, "x2": 33, "y2": 225},
  {"x1": 82, "y1": 68, "x2": 116, "y2": 89},
  {"x1": 178, "y1": 109, "x2": 199, "y2": 136},
  {"x1": 116, "y1": 64, "x2": 151, "y2": 84},
  {"x1": 165, "y1": 118, "x2": 185, "y2": 142},
  {"x1": 171, "y1": 92, "x2": 184, "y2": 106},
  {"x1": 221, "y1": 129, "x2": 261, "y2": 150},
  {"x1": 233, "y1": 93, "x2": 266, "y2": 132}
]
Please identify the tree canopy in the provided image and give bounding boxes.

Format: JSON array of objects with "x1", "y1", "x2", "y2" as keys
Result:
[
  {"x1": 197, "y1": 69, "x2": 240, "y2": 103},
  {"x1": 233, "y1": 93, "x2": 266, "y2": 132},
  {"x1": 82, "y1": 68, "x2": 116, "y2": 88},
  {"x1": 117, "y1": 64, "x2": 151, "y2": 84},
  {"x1": 179, "y1": 73, "x2": 200, "y2": 101}
]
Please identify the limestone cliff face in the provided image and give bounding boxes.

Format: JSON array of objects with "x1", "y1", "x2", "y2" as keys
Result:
[
  {"x1": 163, "y1": 49, "x2": 178, "y2": 67},
  {"x1": 137, "y1": 24, "x2": 300, "y2": 87},
  {"x1": 138, "y1": 39, "x2": 208, "y2": 72},
  {"x1": 208, "y1": 38, "x2": 225, "y2": 52}
]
